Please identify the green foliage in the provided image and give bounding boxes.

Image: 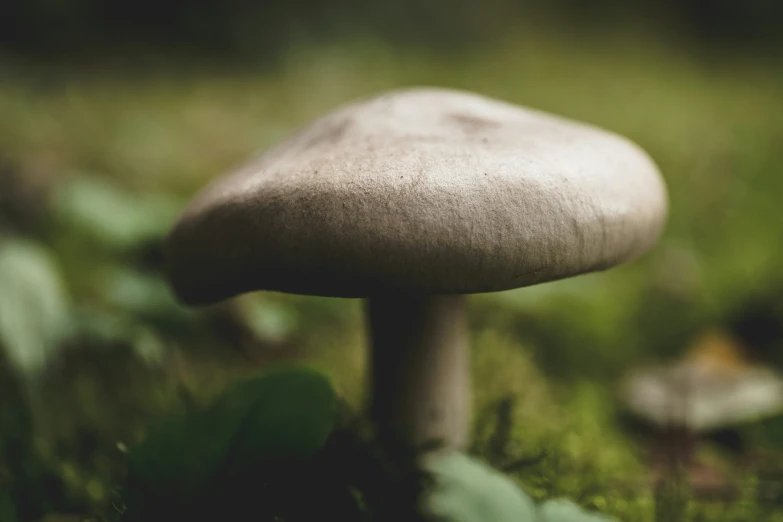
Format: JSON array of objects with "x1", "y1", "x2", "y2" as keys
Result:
[
  {"x1": 0, "y1": 237, "x2": 72, "y2": 377},
  {"x1": 420, "y1": 452, "x2": 621, "y2": 522},
  {"x1": 122, "y1": 376, "x2": 628, "y2": 522},
  {"x1": 123, "y1": 362, "x2": 633, "y2": 522},
  {"x1": 421, "y1": 452, "x2": 539, "y2": 522},
  {"x1": 98, "y1": 267, "x2": 194, "y2": 333},
  {"x1": 1, "y1": 27, "x2": 783, "y2": 522},
  {"x1": 237, "y1": 294, "x2": 300, "y2": 343},
  {"x1": 538, "y1": 499, "x2": 618, "y2": 522},
  {"x1": 122, "y1": 364, "x2": 339, "y2": 521},
  {"x1": 52, "y1": 176, "x2": 180, "y2": 254}
]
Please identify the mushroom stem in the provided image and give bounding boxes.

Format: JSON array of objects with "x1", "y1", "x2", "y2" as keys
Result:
[{"x1": 366, "y1": 294, "x2": 470, "y2": 451}]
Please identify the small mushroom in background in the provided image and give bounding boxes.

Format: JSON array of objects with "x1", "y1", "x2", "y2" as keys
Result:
[
  {"x1": 164, "y1": 87, "x2": 667, "y2": 518},
  {"x1": 620, "y1": 328, "x2": 783, "y2": 497}
]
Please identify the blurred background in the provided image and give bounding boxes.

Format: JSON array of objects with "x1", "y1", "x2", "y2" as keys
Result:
[{"x1": 1, "y1": 0, "x2": 782, "y2": 520}]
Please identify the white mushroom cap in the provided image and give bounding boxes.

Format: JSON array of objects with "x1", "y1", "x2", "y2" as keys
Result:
[
  {"x1": 166, "y1": 87, "x2": 667, "y2": 304},
  {"x1": 622, "y1": 331, "x2": 783, "y2": 431}
]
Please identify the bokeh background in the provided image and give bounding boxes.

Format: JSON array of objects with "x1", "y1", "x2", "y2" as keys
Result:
[{"x1": 1, "y1": 1, "x2": 783, "y2": 520}]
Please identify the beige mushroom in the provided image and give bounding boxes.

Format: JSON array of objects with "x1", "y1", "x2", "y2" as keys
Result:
[
  {"x1": 165, "y1": 87, "x2": 668, "y2": 451},
  {"x1": 621, "y1": 329, "x2": 783, "y2": 495},
  {"x1": 623, "y1": 330, "x2": 783, "y2": 433}
]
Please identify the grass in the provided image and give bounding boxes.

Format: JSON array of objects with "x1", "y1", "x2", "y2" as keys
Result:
[{"x1": 1, "y1": 25, "x2": 783, "y2": 521}]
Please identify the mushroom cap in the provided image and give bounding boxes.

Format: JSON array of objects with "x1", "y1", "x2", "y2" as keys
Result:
[
  {"x1": 166, "y1": 87, "x2": 668, "y2": 304},
  {"x1": 621, "y1": 331, "x2": 783, "y2": 431}
]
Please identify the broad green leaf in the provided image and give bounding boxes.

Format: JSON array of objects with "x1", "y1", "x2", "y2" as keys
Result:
[
  {"x1": 216, "y1": 367, "x2": 338, "y2": 475},
  {"x1": 100, "y1": 267, "x2": 194, "y2": 328},
  {"x1": 537, "y1": 499, "x2": 618, "y2": 522},
  {"x1": 421, "y1": 452, "x2": 538, "y2": 522},
  {"x1": 0, "y1": 238, "x2": 71, "y2": 377},
  {"x1": 53, "y1": 176, "x2": 181, "y2": 252},
  {"x1": 124, "y1": 364, "x2": 338, "y2": 516}
]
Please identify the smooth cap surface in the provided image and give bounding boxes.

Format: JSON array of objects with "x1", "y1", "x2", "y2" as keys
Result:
[{"x1": 166, "y1": 87, "x2": 668, "y2": 303}]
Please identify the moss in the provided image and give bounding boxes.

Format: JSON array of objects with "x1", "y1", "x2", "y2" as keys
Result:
[{"x1": 1, "y1": 29, "x2": 783, "y2": 520}]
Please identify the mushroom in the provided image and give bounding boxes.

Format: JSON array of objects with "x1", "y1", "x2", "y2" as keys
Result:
[
  {"x1": 164, "y1": 87, "x2": 668, "y2": 453},
  {"x1": 620, "y1": 329, "x2": 783, "y2": 495}
]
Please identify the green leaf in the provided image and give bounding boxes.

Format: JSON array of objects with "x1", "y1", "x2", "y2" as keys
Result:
[
  {"x1": 100, "y1": 267, "x2": 194, "y2": 328},
  {"x1": 537, "y1": 499, "x2": 618, "y2": 522},
  {"x1": 419, "y1": 453, "x2": 619, "y2": 522},
  {"x1": 69, "y1": 306, "x2": 136, "y2": 345},
  {"x1": 53, "y1": 176, "x2": 181, "y2": 252},
  {"x1": 421, "y1": 452, "x2": 538, "y2": 522},
  {"x1": 124, "y1": 364, "x2": 339, "y2": 518},
  {"x1": 236, "y1": 295, "x2": 298, "y2": 343},
  {"x1": 0, "y1": 237, "x2": 72, "y2": 377}
]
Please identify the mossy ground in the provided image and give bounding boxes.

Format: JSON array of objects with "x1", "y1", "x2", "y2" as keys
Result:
[{"x1": 1, "y1": 25, "x2": 783, "y2": 521}]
